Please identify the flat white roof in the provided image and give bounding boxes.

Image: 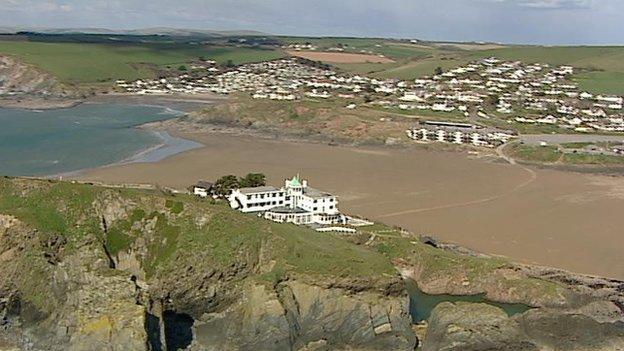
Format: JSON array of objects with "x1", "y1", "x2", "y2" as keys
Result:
[{"x1": 237, "y1": 186, "x2": 281, "y2": 194}]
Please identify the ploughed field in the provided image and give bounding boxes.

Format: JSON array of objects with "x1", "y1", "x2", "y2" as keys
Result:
[
  {"x1": 287, "y1": 50, "x2": 395, "y2": 63},
  {"x1": 75, "y1": 133, "x2": 624, "y2": 280}
]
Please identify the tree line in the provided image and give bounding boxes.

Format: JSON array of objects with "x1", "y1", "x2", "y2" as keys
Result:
[{"x1": 213, "y1": 173, "x2": 267, "y2": 196}]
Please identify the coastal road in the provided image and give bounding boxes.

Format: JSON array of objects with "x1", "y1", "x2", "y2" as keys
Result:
[{"x1": 519, "y1": 134, "x2": 624, "y2": 145}]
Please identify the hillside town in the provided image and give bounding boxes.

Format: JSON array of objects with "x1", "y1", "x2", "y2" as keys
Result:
[{"x1": 117, "y1": 56, "x2": 624, "y2": 137}]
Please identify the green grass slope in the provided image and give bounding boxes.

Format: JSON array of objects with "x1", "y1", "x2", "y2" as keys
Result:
[{"x1": 0, "y1": 41, "x2": 285, "y2": 84}]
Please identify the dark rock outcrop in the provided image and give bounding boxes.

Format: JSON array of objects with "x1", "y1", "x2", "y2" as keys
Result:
[
  {"x1": 423, "y1": 301, "x2": 624, "y2": 351},
  {"x1": 190, "y1": 281, "x2": 415, "y2": 351},
  {"x1": 0, "y1": 214, "x2": 148, "y2": 351}
]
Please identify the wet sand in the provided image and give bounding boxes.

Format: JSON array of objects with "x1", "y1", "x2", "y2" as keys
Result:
[{"x1": 74, "y1": 132, "x2": 624, "y2": 280}]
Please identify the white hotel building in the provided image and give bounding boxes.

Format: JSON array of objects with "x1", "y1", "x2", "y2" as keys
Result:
[
  {"x1": 228, "y1": 175, "x2": 345, "y2": 226},
  {"x1": 406, "y1": 121, "x2": 516, "y2": 148}
]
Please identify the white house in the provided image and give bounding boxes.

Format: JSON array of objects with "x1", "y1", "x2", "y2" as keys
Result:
[
  {"x1": 192, "y1": 181, "x2": 214, "y2": 198},
  {"x1": 536, "y1": 115, "x2": 558, "y2": 124}
]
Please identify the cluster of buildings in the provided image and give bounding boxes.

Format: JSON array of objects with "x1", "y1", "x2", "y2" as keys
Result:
[
  {"x1": 281, "y1": 43, "x2": 319, "y2": 51},
  {"x1": 398, "y1": 57, "x2": 623, "y2": 132},
  {"x1": 117, "y1": 55, "x2": 624, "y2": 138},
  {"x1": 118, "y1": 58, "x2": 335, "y2": 98},
  {"x1": 406, "y1": 121, "x2": 516, "y2": 148}
]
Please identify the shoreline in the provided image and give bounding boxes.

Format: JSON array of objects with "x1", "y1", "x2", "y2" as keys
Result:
[
  {"x1": 50, "y1": 129, "x2": 204, "y2": 180},
  {"x1": 0, "y1": 91, "x2": 226, "y2": 112},
  {"x1": 0, "y1": 93, "x2": 220, "y2": 179},
  {"x1": 0, "y1": 96, "x2": 84, "y2": 110},
  {"x1": 4, "y1": 92, "x2": 624, "y2": 176},
  {"x1": 124, "y1": 130, "x2": 203, "y2": 164}
]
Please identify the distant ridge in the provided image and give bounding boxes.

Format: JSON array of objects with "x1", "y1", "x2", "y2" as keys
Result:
[{"x1": 0, "y1": 26, "x2": 269, "y2": 37}]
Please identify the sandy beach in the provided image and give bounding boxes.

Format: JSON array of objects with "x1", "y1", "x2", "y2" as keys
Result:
[{"x1": 73, "y1": 131, "x2": 624, "y2": 280}]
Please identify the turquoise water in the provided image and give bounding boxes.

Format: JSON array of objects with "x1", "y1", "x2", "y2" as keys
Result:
[
  {"x1": 0, "y1": 103, "x2": 184, "y2": 176},
  {"x1": 405, "y1": 279, "x2": 532, "y2": 322}
]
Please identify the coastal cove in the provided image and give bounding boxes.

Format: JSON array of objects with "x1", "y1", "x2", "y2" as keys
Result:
[{"x1": 0, "y1": 103, "x2": 201, "y2": 176}]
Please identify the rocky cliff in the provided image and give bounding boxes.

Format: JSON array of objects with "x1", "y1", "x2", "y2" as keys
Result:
[
  {"x1": 339, "y1": 217, "x2": 624, "y2": 349},
  {"x1": 1, "y1": 177, "x2": 622, "y2": 350},
  {"x1": 0, "y1": 55, "x2": 78, "y2": 108},
  {"x1": 0, "y1": 177, "x2": 415, "y2": 350}
]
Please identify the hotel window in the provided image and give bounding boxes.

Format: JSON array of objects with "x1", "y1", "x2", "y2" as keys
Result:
[{"x1": 313, "y1": 207, "x2": 317, "y2": 211}]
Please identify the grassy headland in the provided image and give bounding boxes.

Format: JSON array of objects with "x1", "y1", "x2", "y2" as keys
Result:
[
  {"x1": 0, "y1": 176, "x2": 573, "y2": 312},
  {"x1": 0, "y1": 41, "x2": 285, "y2": 84},
  {"x1": 175, "y1": 95, "x2": 418, "y2": 145}
]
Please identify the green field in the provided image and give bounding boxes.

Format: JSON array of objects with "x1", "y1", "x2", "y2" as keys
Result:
[
  {"x1": 0, "y1": 41, "x2": 285, "y2": 84},
  {"x1": 2, "y1": 37, "x2": 623, "y2": 94},
  {"x1": 506, "y1": 143, "x2": 562, "y2": 163},
  {"x1": 374, "y1": 56, "x2": 469, "y2": 79},
  {"x1": 279, "y1": 36, "x2": 434, "y2": 60},
  {"x1": 505, "y1": 142, "x2": 624, "y2": 165}
]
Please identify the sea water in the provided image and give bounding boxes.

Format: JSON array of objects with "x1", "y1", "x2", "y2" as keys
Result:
[
  {"x1": 0, "y1": 103, "x2": 190, "y2": 176},
  {"x1": 405, "y1": 279, "x2": 532, "y2": 322}
]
